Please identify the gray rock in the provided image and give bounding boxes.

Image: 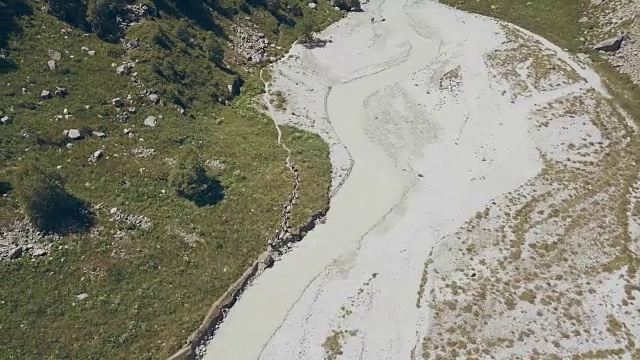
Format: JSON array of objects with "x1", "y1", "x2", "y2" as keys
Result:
[
  {"x1": 8, "y1": 246, "x2": 22, "y2": 259},
  {"x1": 308, "y1": 2, "x2": 317, "y2": 8},
  {"x1": 1, "y1": 116, "x2": 11, "y2": 125},
  {"x1": 593, "y1": 35, "x2": 625, "y2": 52},
  {"x1": 67, "y1": 129, "x2": 83, "y2": 140},
  {"x1": 87, "y1": 50, "x2": 96, "y2": 56},
  {"x1": 144, "y1": 116, "x2": 157, "y2": 127},
  {"x1": 89, "y1": 149, "x2": 104, "y2": 163},
  {"x1": 148, "y1": 93, "x2": 159, "y2": 104},
  {"x1": 47, "y1": 60, "x2": 56, "y2": 70},
  {"x1": 112, "y1": 98, "x2": 124, "y2": 107},
  {"x1": 579, "y1": 16, "x2": 589, "y2": 23},
  {"x1": 48, "y1": 49, "x2": 62, "y2": 60},
  {"x1": 127, "y1": 107, "x2": 136, "y2": 114},
  {"x1": 55, "y1": 87, "x2": 68, "y2": 97},
  {"x1": 92, "y1": 131, "x2": 106, "y2": 138},
  {"x1": 116, "y1": 64, "x2": 131, "y2": 76},
  {"x1": 76, "y1": 293, "x2": 89, "y2": 301},
  {"x1": 40, "y1": 90, "x2": 52, "y2": 100},
  {"x1": 32, "y1": 248, "x2": 47, "y2": 256},
  {"x1": 126, "y1": 39, "x2": 140, "y2": 49},
  {"x1": 81, "y1": 46, "x2": 89, "y2": 51}
]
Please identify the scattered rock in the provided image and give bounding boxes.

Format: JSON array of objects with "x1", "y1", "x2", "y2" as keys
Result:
[
  {"x1": 32, "y1": 248, "x2": 47, "y2": 257},
  {"x1": 47, "y1": 60, "x2": 56, "y2": 70},
  {"x1": 308, "y1": 2, "x2": 317, "y2": 8},
  {"x1": 231, "y1": 25, "x2": 271, "y2": 64},
  {"x1": 92, "y1": 131, "x2": 106, "y2": 138},
  {"x1": 81, "y1": 46, "x2": 89, "y2": 51},
  {"x1": 127, "y1": 107, "x2": 136, "y2": 114},
  {"x1": 48, "y1": 49, "x2": 62, "y2": 60},
  {"x1": 67, "y1": 129, "x2": 83, "y2": 140},
  {"x1": 55, "y1": 87, "x2": 68, "y2": 97},
  {"x1": 40, "y1": 90, "x2": 52, "y2": 100},
  {"x1": 0, "y1": 218, "x2": 59, "y2": 261},
  {"x1": 8, "y1": 246, "x2": 22, "y2": 259},
  {"x1": 1, "y1": 116, "x2": 11, "y2": 125},
  {"x1": 148, "y1": 93, "x2": 159, "y2": 104},
  {"x1": 89, "y1": 149, "x2": 104, "y2": 163},
  {"x1": 109, "y1": 207, "x2": 152, "y2": 229},
  {"x1": 144, "y1": 116, "x2": 157, "y2": 127},
  {"x1": 125, "y1": 39, "x2": 140, "y2": 49},
  {"x1": 116, "y1": 64, "x2": 131, "y2": 76},
  {"x1": 87, "y1": 50, "x2": 96, "y2": 56},
  {"x1": 76, "y1": 293, "x2": 89, "y2": 301},
  {"x1": 112, "y1": 98, "x2": 124, "y2": 107},
  {"x1": 205, "y1": 159, "x2": 226, "y2": 170},
  {"x1": 593, "y1": 35, "x2": 625, "y2": 52},
  {"x1": 115, "y1": 113, "x2": 129, "y2": 123},
  {"x1": 132, "y1": 146, "x2": 155, "y2": 158}
]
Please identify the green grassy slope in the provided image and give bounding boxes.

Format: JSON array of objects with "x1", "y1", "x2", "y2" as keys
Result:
[{"x1": 0, "y1": 0, "x2": 338, "y2": 358}]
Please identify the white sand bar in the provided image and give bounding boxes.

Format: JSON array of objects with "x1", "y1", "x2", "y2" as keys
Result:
[{"x1": 203, "y1": 0, "x2": 633, "y2": 358}]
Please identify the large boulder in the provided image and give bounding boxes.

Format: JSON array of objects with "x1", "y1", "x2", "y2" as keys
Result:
[
  {"x1": 144, "y1": 116, "x2": 157, "y2": 127},
  {"x1": 48, "y1": 49, "x2": 62, "y2": 60},
  {"x1": 148, "y1": 93, "x2": 160, "y2": 104},
  {"x1": 116, "y1": 64, "x2": 131, "y2": 76},
  {"x1": 67, "y1": 129, "x2": 83, "y2": 140},
  {"x1": 593, "y1": 35, "x2": 625, "y2": 52},
  {"x1": 55, "y1": 87, "x2": 68, "y2": 97},
  {"x1": 89, "y1": 149, "x2": 104, "y2": 163},
  {"x1": 40, "y1": 90, "x2": 52, "y2": 100}
]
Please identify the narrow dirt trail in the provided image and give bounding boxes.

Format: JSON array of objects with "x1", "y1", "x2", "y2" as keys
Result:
[{"x1": 260, "y1": 68, "x2": 293, "y2": 170}]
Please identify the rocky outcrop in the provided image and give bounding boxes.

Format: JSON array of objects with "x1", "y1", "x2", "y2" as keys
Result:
[
  {"x1": 586, "y1": 0, "x2": 640, "y2": 85},
  {"x1": 144, "y1": 115, "x2": 157, "y2": 127},
  {"x1": 593, "y1": 35, "x2": 625, "y2": 51},
  {"x1": 231, "y1": 25, "x2": 271, "y2": 64},
  {"x1": 0, "y1": 219, "x2": 57, "y2": 261}
]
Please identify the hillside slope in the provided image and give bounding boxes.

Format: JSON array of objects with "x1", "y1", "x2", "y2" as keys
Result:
[{"x1": 0, "y1": 0, "x2": 344, "y2": 358}]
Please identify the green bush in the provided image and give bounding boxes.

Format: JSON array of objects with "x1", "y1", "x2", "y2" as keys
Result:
[
  {"x1": 48, "y1": 0, "x2": 86, "y2": 26},
  {"x1": 168, "y1": 153, "x2": 224, "y2": 206},
  {"x1": 204, "y1": 38, "x2": 224, "y2": 66},
  {"x1": 15, "y1": 164, "x2": 94, "y2": 234},
  {"x1": 86, "y1": 0, "x2": 121, "y2": 42},
  {"x1": 169, "y1": 154, "x2": 209, "y2": 199}
]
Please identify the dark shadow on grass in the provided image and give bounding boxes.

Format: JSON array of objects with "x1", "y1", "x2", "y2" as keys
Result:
[
  {"x1": 0, "y1": 0, "x2": 32, "y2": 73},
  {"x1": 152, "y1": 0, "x2": 227, "y2": 40},
  {"x1": 0, "y1": 0, "x2": 32, "y2": 46},
  {"x1": 184, "y1": 178, "x2": 224, "y2": 207},
  {"x1": 0, "y1": 181, "x2": 11, "y2": 196},
  {"x1": 41, "y1": 193, "x2": 96, "y2": 236},
  {"x1": 0, "y1": 56, "x2": 17, "y2": 73}
]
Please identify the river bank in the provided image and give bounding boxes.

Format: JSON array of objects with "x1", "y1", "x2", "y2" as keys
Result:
[{"x1": 203, "y1": 0, "x2": 640, "y2": 358}]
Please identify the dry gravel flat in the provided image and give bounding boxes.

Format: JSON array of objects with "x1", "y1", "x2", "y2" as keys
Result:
[{"x1": 203, "y1": 0, "x2": 640, "y2": 359}]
